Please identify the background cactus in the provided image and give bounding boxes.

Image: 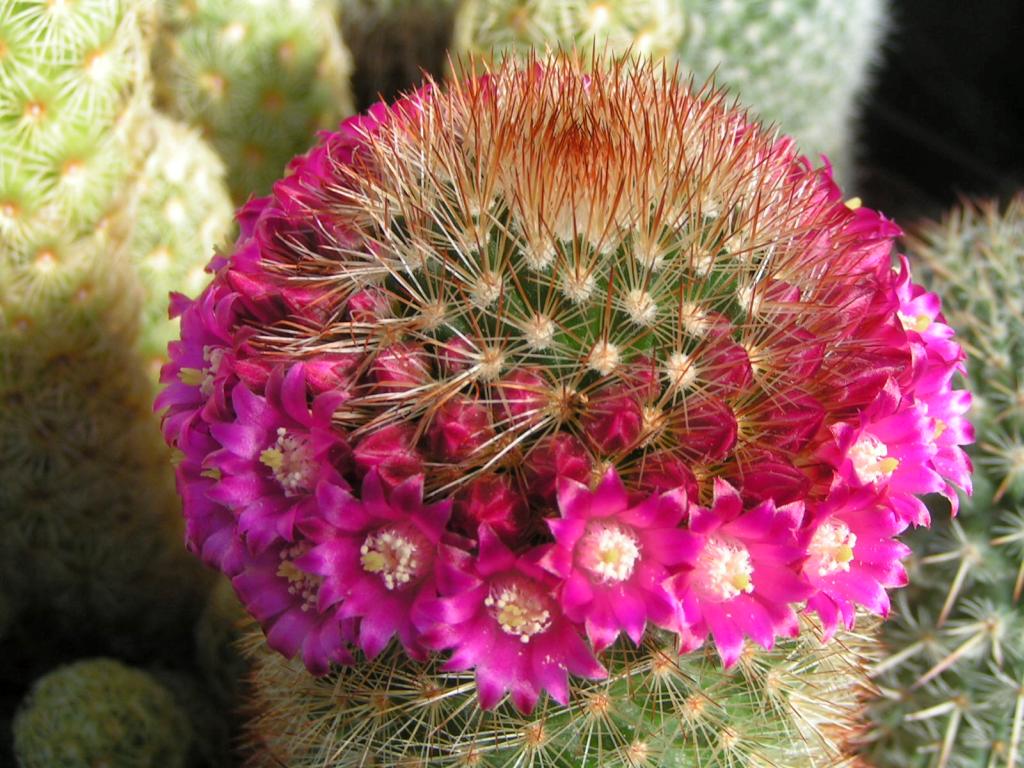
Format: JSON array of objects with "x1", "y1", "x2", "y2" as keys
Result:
[
  {"x1": 340, "y1": 0, "x2": 459, "y2": 110},
  {"x1": 153, "y1": 0, "x2": 355, "y2": 202},
  {"x1": 244, "y1": 616, "x2": 880, "y2": 767},
  {"x1": 864, "y1": 196, "x2": 1024, "y2": 767},
  {"x1": 0, "y1": 0, "x2": 213, "y2": 664},
  {"x1": 131, "y1": 113, "x2": 234, "y2": 381},
  {"x1": 452, "y1": 0, "x2": 888, "y2": 185},
  {"x1": 12, "y1": 658, "x2": 193, "y2": 768}
]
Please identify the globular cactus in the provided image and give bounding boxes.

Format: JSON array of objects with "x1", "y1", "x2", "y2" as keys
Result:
[
  {"x1": 12, "y1": 658, "x2": 193, "y2": 768},
  {"x1": 153, "y1": 0, "x2": 355, "y2": 202},
  {"x1": 0, "y1": 0, "x2": 211, "y2": 657},
  {"x1": 340, "y1": 0, "x2": 460, "y2": 110},
  {"x1": 245, "y1": 616, "x2": 881, "y2": 767},
  {"x1": 157, "y1": 57, "x2": 970, "y2": 763},
  {"x1": 452, "y1": 0, "x2": 888, "y2": 185},
  {"x1": 865, "y1": 196, "x2": 1024, "y2": 768},
  {"x1": 132, "y1": 114, "x2": 234, "y2": 381}
]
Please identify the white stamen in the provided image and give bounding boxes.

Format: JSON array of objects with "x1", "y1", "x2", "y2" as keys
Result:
[
  {"x1": 807, "y1": 520, "x2": 857, "y2": 577},
  {"x1": 848, "y1": 432, "x2": 900, "y2": 484},
  {"x1": 485, "y1": 580, "x2": 552, "y2": 643},
  {"x1": 579, "y1": 524, "x2": 641, "y2": 583},
  {"x1": 277, "y1": 543, "x2": 321, "y2": 612},
  {"x1": 360, "y1": 528, "x2": 425, "y2": 591},
  {"x1": 694, "y1": 538, "x2": 754, "y2": 601},
  {"x1": 260, "y1": 427, "x2": 317, "y2": 496}
]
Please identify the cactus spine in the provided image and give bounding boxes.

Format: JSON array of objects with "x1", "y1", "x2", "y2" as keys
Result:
[
  {"x1": 452, "y1": 0, "x2": 888, "y2": 185},
  {"x1": 865, "y1": 196, "x2": 1024, "y2": 768},
  {"x1": 153, "y1": 0, "x2": 355, "y2": 202},
  {"x1": 244, "y1": 617, "x2": 880, "y2": 768}
]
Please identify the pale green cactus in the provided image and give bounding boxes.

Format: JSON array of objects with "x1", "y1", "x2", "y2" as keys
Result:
[
  {"x1": 0, "y1": 0, "x2": 152, "y2": 247},
  {"x1": 452, "y1": 0, "x2": 888, "y2": 184},
  {"x1": 131, "y1": 113, "x2": 233, "y2": 380},
  {"x1": 865, "y1": 196, "x2": 1024, "y2": 768},
  {"x1": 153, "y1": 0, "x2": 355, "y2": 202},
  {"x1": 243, "y1": 616, "x2": 880, "y2": 768},
  {"x1": 13, "y1": 658, "x2": 193, "y2": 768}
]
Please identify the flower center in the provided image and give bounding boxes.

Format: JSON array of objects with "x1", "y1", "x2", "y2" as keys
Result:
[
  {"x1": 806, "y1": 520, "x2": 857, "y2": 577},
  {"x1": 260, "y1": 427, "x2": 316, "y2": 496},
  {"x1": 848, "y1": 432, "x2": 900, "y2": 484},
  {"x1": 276, "y1": 542, "x2": 321, "y2": 612},
  {"x1": 897, "y1": 310, "x2": 932, "y2": 334},
  {"x1": 694, "y1": 537, "x2": 754, "y2": 601},
  {"x1": 178, "y1": 344, "x2": 225, "y2": 396},
  {"x1": 485, "y1": 578, "x2": 552, "y2": 643},
  {"x1": 579, "y1": 524, "x2": 641, "y2": 583},
  {"x1": 360, "y1": 527, "x2": 428, "y2": 591}
]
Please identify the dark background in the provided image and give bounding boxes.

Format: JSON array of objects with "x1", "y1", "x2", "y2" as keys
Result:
[{"x1": 858, "y1": 0, "x2": 1024, "y2": 226}]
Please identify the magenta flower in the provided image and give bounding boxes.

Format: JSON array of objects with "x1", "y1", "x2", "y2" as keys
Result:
[
  {"x1": 206, "y1": 364, "x2": 350, "y2": 553},
  {"x1": 418, "y1": 527, "x2": 606, "y2": 713},
  {"x1": 297, "y1": 471, "x2": 451, "y2": 660},
  {"x1": 666, "y1": 480, "x2": 811, "y2": 666},
  {"x1": 541, "y1": 469, "x2": 699, "y2": 650},
  {"x1": 802, "y1": 487, "x2": 911, "y2": 639},
  {"x1": 232, "y1": 535, "x2": 353, "y2": 675}
]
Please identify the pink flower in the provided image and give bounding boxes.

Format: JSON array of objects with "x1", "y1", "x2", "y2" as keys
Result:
[
  {"x1": 232, "y1": 535, "x2": 353, "y2": 675},
  {"x1": 802, "y1": 487, "x2": 911, "y2": 639},
  {"x1": 418, "y1": 527, "x2": 606, "y2": 713},
  {"x1": 299, "y1": 471, "x2": 451, "y2": 660},
  {"x1": 206, "y1": 364, "x2": 350, "y2": 553},
  {"x1": 666, "y1": 480, "x2": 811, "y2": 666},
  {"x1": 352, "y1": 423, "x2": 424, "y2": 489},
  {"x1": 541, "y1": 469, "x2": 699, "y2": 650}
]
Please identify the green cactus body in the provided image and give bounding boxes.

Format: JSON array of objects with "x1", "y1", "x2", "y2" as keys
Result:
[
  {"x1": 13, "y1": 658, "x2": 193, "y2": 768},
  {"x1": 0, "y1": 0, "x2": 152, "y2": 247},
  {"x1": 244, "y1": 617, "x2": 879, "y2": 767},
  {"x1": 340, "y1": 0, "x2": 459, "y2": 110},
  {"x1": 452, "y1": 0, "x2": 886, "y2": 185},
  {"x1": 0, "y1": 0, "x2": 211, "y2": 656},
  {"x1": 131, "y1": 113, "x2": 233, "y2": 380},
  {"x1": 865, "y1": 197, "x2": 1024, "y2": 768},
  {"x1": 154, "y1": 0, "x2": 354, "y2": 202}
]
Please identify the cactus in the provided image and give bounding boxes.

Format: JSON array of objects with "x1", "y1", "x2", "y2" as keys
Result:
[
  {"x1": 340, "y1": 0, "x2": 460, "y2": 110},
  {"x1": 244, "y1": 616, "x2": 880, "y2": 767},
  {"x1": 452, "y1": 0, "x2": 888, "y2": 185},
  {"x1": 195, "y1": 576, "x2": 251, "y2": 710},
  {"x1": 12, "y1": 658, "x2": 193, "y2": 768},
  {"x1": 0, "y1": 0, "x2": 211, "y2": 658},
  {"x1": 157, "y1": 57, "x2": 969, "y2": 763},
  {"x1": 864, "y1": 196, "x2": 1024, "y2": 768},
  {"x1": 153, "y1": 0, "x2": 355, "y2": 202},
  {"x1": 132, "y1": 114, "x2": 234, "y2": 381}
]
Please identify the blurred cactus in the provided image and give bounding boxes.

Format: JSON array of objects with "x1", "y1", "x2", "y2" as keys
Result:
[
  {"x1": 131, "y1": 114, "x2": 233, "y2": 381},
  {"x1": 244, "y1": 616, "x2": 880, "y2": 767},
  {"x1": 865, "y1": 196, "x2": 1024, "y2": 767},
  {"x1": 452, "y1": 0, "x2": 887, "y2": 184},
  {"x1": 195, "y1": 576, "x2": 250, "y2": 708},
  {"x1": 153, "y1": 0, "x2": 355, "y2": 202},
  {"x1": 340, "y1": 0, "x2": 459, "y2": 109},
  {"x1": 0, "y1": 0, "x2": 211, "y2": 658},
  {"x1": 13, "y1": 658, "x2": 193, "y2": 768}
]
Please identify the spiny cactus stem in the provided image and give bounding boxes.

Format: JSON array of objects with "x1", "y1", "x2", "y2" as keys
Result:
[
  {"x1": 912, "y1": 623, "x2": 996, "y2": 692},
  {"x1": 870, "y1": 641, "x2": 929, "y2": 679},
  {"x1": 919, "y1": 521, "x2": 981, "y2": 625}
]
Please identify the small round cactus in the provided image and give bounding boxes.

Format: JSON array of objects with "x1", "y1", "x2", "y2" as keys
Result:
[
  {"x1": 864, "y1": 197, "x2": 1023, "y2": 768},
  {"x1": 12, "y1": 658, "x2": 193, "y2": 768},
  {"x1": 153, "y1": 0, "x2": 355, "y2": 202},
  {"x1": 131, "y1": 113, "x2": 234, "y2": 380},
  {"x1": 340, "y1": 0, "x2": 460, "y2": 110},
  {"x1": 452, "y1": 0, "x2": 888, "y2": 185},
  {"x1": 158, "y1": 56, "x2": 970, "y2": 730},
  {"x1": 244, "y1": 616, "x2": 880, "y2": 767}
]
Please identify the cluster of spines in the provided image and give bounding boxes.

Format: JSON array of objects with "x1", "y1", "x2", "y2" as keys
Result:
[
  {"x1": 451, "y1": 0, "x2": 888, "y2": 185},
  {"x1": 864, "y1": 197, "x2": 1024, "y2": 768},
  {"x1": 152, "y1": 0, "x2": 355, "y2": 201},
  {"x1": 243, "y1": 617, "x2": 880, "y2": 768}
]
